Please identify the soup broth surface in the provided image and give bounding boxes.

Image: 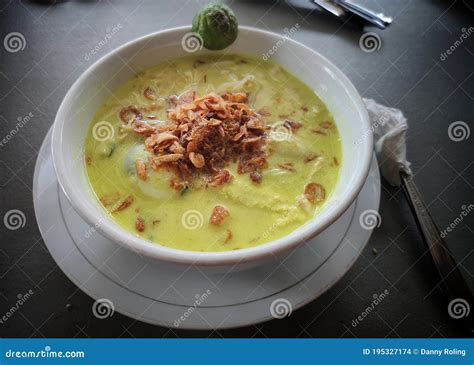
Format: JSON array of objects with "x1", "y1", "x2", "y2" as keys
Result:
[{"x1": 85, "y1": 54, "x2": 341, "y2": 251}]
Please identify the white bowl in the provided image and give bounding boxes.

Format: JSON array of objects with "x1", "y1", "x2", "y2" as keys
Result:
[{"x1": 51, "y1": 26, "x2": 372, "y2": 268}]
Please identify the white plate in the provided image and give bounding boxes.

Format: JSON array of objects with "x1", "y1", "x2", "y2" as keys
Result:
[{"x1": 34, "y1": 129, "x2": 380, "y2": 330}]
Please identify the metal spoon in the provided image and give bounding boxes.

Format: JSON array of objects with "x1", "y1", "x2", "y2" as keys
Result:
[
  {"x1": 312, "y1": 0, "x2": 392, "y2": 29},
  {"x1": 335, "y1": 0, "x2": 392, "y2": 29},
  {"x1": 401, "y1": 172, "x2": 473, "y2": 336},
  {"x1": 312, "y1": 0, "x2": 346, "y2": 18}
]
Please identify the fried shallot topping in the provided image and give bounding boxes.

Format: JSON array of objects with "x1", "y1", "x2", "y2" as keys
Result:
[
  {"x1": 135, "y1": 160, "x2": 147, "y2": 181},
  {"x1": 249, "y1": 171, "x2": 262, "y2": 184},
  {"x1": 304, "y1": 154, "x2": 318, "y2": 163},
  {"x1": 135, "y1": 217, "x2": 145, "y2": 232},
  {"x1": 114, "y1": 195, "x2": 134, "y2": 212},
  {"x1": 225, "y1": 229, "x2": 233, "y2": 243},
  {"x1": 129, "y1": 92, "x2": 269, "y2": 188},
  {"x1": 144, "y1": 87, "x2": 157, "y2": 101},
  {"x1": 304, "y1": 183, "x2": 326, "y2": 203},
  {"x1": 100, "y1": 194, "x2": 134, "y2": 213},
  {"x1": 283, "y1": 119, "x2": 302, "y2": 133},
  {"x1": 210, "y1": 205, "x2": 230, "y2": 226}
]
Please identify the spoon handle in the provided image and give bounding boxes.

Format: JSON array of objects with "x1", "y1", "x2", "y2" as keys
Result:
[
  {"x1": 336, "y1": 0, "x2": 392, "y2": 28},
  {"x1": 312, "y1": 0, "x2": 346, "y2": 18},
  {"x1": 400, "y1": 172, "x2": 473, "y2": 335}
]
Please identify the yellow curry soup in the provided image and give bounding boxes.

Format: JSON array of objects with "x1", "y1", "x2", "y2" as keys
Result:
[{"x1": 84, "y1": 54, "x2": 342, "y2": 252}]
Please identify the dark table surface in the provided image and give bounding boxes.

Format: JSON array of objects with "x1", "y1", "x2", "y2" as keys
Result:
[{"x1": 0, "y1": 0, "x2": 473, "y2": 338}]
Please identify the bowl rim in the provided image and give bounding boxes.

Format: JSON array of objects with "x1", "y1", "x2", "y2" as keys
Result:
[{"x1": 51, "y1": 25, "x2": 373, "y2": 266}]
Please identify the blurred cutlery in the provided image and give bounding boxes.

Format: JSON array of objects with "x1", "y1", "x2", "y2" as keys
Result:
[
  {"x1": 312, "y1": 0, "x2": 392, "y2": 29},
  {"x1": 335, "y1": 0, "x2": 392, "y2": 29},
  {"x1": 401, "y1": 172, "x2": 473, "y2": 336},
  {"x1": 312, "y1": 0, "x2": 346, "y2": 18}
]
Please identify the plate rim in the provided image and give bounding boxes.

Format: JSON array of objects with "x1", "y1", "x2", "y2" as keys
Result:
[{"x1": 34, "y1": 128, "x2": 380, "y2": 330}]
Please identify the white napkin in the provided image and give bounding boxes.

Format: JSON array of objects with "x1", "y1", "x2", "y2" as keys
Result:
[{"x1": 363, "y1": 98, "x2": 412, "y2": 186}]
